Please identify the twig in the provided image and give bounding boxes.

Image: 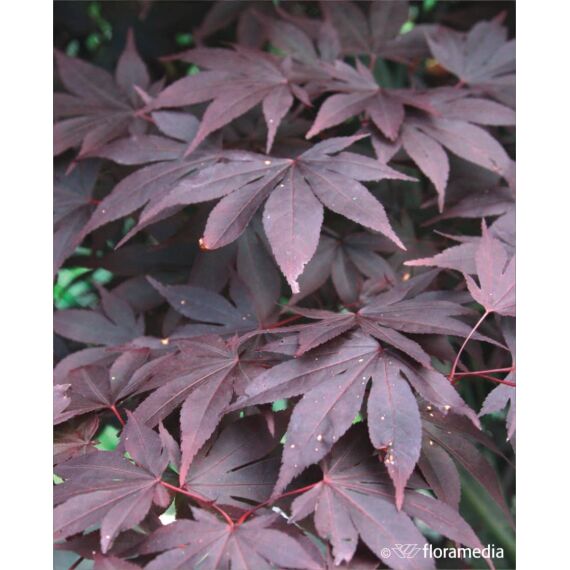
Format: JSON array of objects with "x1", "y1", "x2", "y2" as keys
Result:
[
  {"x1": 449, "y1": 310, "x2": 490, "y2": 381},
  {"x1": 454, "y1": 373, "x2": 516, "y2": 388},
  {"x1": 160, "y1": 481, "x2": 234, "y2": 526},
  {"x1": 236, "y1": 482, "x2": 319, "y2": 525},
  {"x1": 109, "y1": 404, "x2": 125, "y2": 427},
  {"x1": 454, "y1": 366, "x2": 515, "y2": 377}
]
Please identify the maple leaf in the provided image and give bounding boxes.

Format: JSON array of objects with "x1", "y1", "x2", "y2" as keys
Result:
[
  {"x1": 128, "y1": 135, "x2": 410, "y2": 293},
  {"x1": 290, "y1": 232, "x2": 396, "y2": 304},
  {"x1": 151, "y1": 223, "x2": 282, "y2": 332},
  {"x1": 54, "y1": 384, "x2": 71, "y2": 423},
  {"x1": 427, "y1": 184, "x2": 515, "y2": 225},
  {"x1": 231, "y1": 332, "x2": 477, "y2": 508},
  {"x1": 145, "y1": 45, "x2": 313, "y2": 154},
  {"x1": 148, "y1": 276, "x2": 261, "y2": 337},
  {"x1": 406, "y1": 240, "x2": 480, "y2": 275},
  {"x1": 55, "y1": 528, "x2": 147, "y2": 564},
  {"x1": 54, "y1": 31, "x2": 157, "y2": 158},
  {"x1": 79, "y1": 118, "x2": 225, "y2": 240},
  {"x1": 55, "y1": 349, "x2": 160, "y2": 424},
  {"x1": 479, "y1": 318, "x2": 516, "y2": 444},
  {"x1": 253, "y1": 9, "x2": 338, "y2": 66},
  {"x1": 405, "y1": 209, "x2": 515, "y2": 275},
  {"x1": 54, "y1": 159, "x2": 100, "y2": 275},
  {"x1": 191, "y1": 0, "x2": 253, "y2": 43},
  {"x1": 306, "y1": 60, "x2": 435, "y2": 142},
  {"x1": 54, "y1": 416, "x2": 100, "y2": 464},
  {"x1": 462, "y1": 221, "x2": 515, "y2": 316},
  {"x1": 307, "y1": 59, "x2": 514, "y2": 210},
  {"x1": 320, "y1": 0, "x2": 430, "y2": 64},
  {"x1": 54, "y1": 286, "x2": 145, "y2": 346},
  {"x1": 291, "y1": 271, "x2": 497, "y2": 367},
  {"x1": 289, "y1": 428, "x2": 483, "y2": 568},
  {"x1": 54, "y1": 346, "x2": 118, "y2": 384},
  {"x1": 133, "y1": 335, "x2": 265, "y2": 484},
  {"x1": 397, "y1": 90, "x2": 515, "y2": 209},
  {"x1": 234, "y1": 224, "x2": 282, "y2": 325},
  {"x1": 54, "y1": 414, "x2": 170, "y2": 553},
  {"x1": 184, "y1": 415, "x2": 280, "y2": 508},
  {"x1": 418, "y1": 436, "x2": 461, "y2": 510},
  {"x1": 421, "y1": 408, "x2": 514, "y2": 524},
  {"x1": 140, "y1": 510, "x2": 322, "y2": 570},
  {"x1": 426, "y1": 17, "x2": 515, "y2": 107}
]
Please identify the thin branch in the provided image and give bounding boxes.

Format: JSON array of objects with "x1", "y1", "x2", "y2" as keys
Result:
[
  {"x1": 449, "y1": 310, "x2": 490, "y2": 381},
  {"x1": 109, "y1": 404, "x2": 125, "y2": 427},
  {"x1": 160, "y1": 481, "x2": 234, "y2": 526},
  {"x1": 455, "y1": 372, "x2": 516, "y2": 388},
  {"x1": 236, "y1": 482, "x2": 319, "y2": 525},
  {"x1": 454, "y1": 366, "x2": 515, "y2": 377},
  {"x1": 264, "y1": 315, "x2": 303, "y2": 330}
]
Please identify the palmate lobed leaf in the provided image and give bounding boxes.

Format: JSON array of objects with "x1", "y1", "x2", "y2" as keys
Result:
[
  {"x1": 320, "y1": 0, "x2": 428, "y2": 63},
  {"x1": 463, "y1": 221, "x2": 516, "y2": 316},
  {"x1": 147, "y1": 275, "x2": 260, "y2": 337},
  {"x1": 289, "y1": 231, "x2": 397, "y2": 304},
  {"x1": 307, "y1": 56, "x2": 515, "y2": 211},
  {"x1": 79, "y1": 137, "x2": 224, "y2": 241},
  {"x1": 54, "y1": 30, "x2": 156, "y2": 158},
  {"x1": 54, "y1": 415, "x2": 100, "y2": 464},
  {"x1": 141, "y1": 511, "x2": 323, "y2": 570},
  {"x1": 125, "y1": 135, "x2": 411, "y2": 293},
  {"x1": 53, "y1": 159, "x2": 101, "y2": 275},
  {"x1": 289, "y1": 271, "x2": 500, "y2": 366},
  {"x1": 130, "y1": 335, "x2": 274, "y2": 485},
  {"x1": 145, "y1": 45, "x2": 310, "y2": 154},
  {"x1": 54, "y1": 286, "x2": 145, "y2": 346},
  {"x1": 184, "y1": 415, "x2": 280, "y2": 508},
  {"x1": 231, "y1": 331, "x2": 478, "y2": 508},
  {"x1": 290, "y1": 428, "x2": 484, "y2": 569},
  {"x1": 425, "y1": 16, "x2": 515, "y2": 106},
  {"x1": 54, "y1": 415, "x2": 170, "y2": 553},
  {"x1": 55, "y1": 348, "x2": 156, "y2": 425}
]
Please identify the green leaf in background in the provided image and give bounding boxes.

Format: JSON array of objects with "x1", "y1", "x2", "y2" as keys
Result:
[
  {"x1": 88, "y1": 1, "x2": 112, "y2": 40},
  {"x1": 186, "y1": 64, "x2": 200, "y2": 76},
  {"x1": 272, "y1": 399, "x2": 288, "y2": 412},
  {"x1": 65, "y1": 39, "x2": 80, "y2": 57},
  {"x1": 352, "y1": 412, "x2": 363, "y2": 424},
  {"x1": 95, "y1": 424, "x2": 120, "y2": 451},
  {"x1": 85, "y1": 33, "x2": 102, "y2": 52},
  {"x1": 54, "y1": 267, "x2": 113, "y2": 309},
  {"x1": 175, "y1": 32, "x2": 193, "y2": 47},
  {"x1": 400, "y1": 5, "x2": 419, "y2": 34}
]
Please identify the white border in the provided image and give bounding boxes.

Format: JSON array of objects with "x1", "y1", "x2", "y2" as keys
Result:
[
  {"x1": 517, "y1": 1, "x2": 570, "y2": 569},
  {"x1": 2, "y1": 0, "x2": 53, "y2": 567}
]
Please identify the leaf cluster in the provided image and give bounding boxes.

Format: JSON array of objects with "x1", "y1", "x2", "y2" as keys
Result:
[{"x1": 54, "y1": 2, "x2": 516, "y2": 568}]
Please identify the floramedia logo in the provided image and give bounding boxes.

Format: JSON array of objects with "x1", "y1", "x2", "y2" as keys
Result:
[{"x1": 383, "y1": 544, "x2": 505, "y2": 560}]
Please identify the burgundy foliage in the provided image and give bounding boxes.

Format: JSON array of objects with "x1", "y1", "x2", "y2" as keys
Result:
[{"x1": 54, "y1": 2, "x2": 515, "y2": 569}]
